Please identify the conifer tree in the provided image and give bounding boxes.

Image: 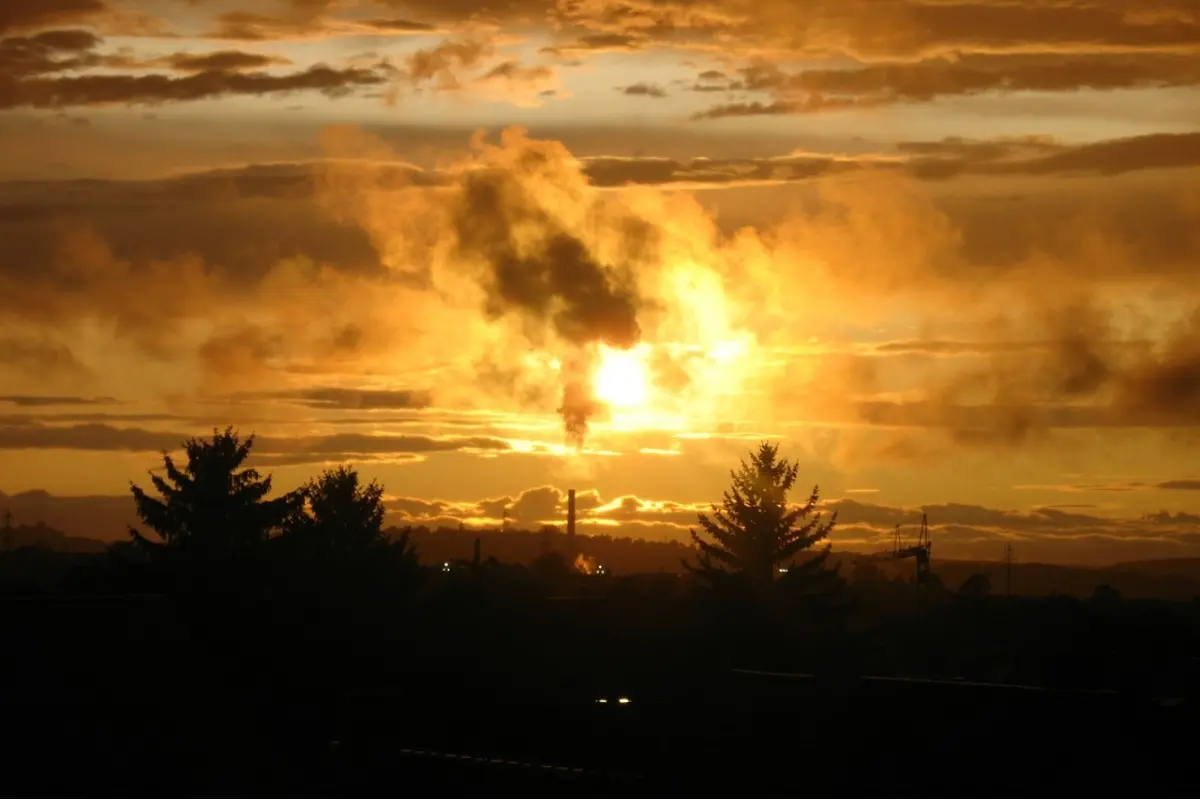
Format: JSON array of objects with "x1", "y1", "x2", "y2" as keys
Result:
[
  {"x1": 129, "y1": 427, "x2": 299, "y2": 562},
  {"x1": 688, "y1": 442, "x2": 837, "y2": 586}
]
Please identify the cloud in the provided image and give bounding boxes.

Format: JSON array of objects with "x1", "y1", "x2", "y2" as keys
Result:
[
  {"x1": 475, "y1": 60, "x2": 559, "y2": 105},
  {"x1": 160, "y1": 50, "x2": 294, "y2": 73},
  {"x1": 541, "y1": 33, "x2": 643, "y2": 57},
  {"x1": 207, "y1": 11, "x2": 312, "y2": 40},
  {"x1": 392, "y1": 39, "x2": 560, "y2": 105},
  {"x1": 234, "y1": 387, "x2": 434, "y2": 410},
  {"x1": 693, "y1": 54, "x2": 1200, "y2": 118},
  {"x1": 403, "y1": 37, "x2": 491, "y2": 89},
  {"x1": 0, "y1": 421, "x2": 183, "y2": 452},
  {"x1": 0, "y1": 419, "x2": 513, "y2": 462},
  {"x1": 0, "y1": 395, "x2": 117, "y2": 407},
  {"x1": 620, "y1": 81, "x2": 667, "y2": 97},
  {"x1": 0, "y1": 335, "x2": 92, "y2": 381},
  {"x1": 0, "y1": 28, "x2": 102, "y2": 78},
  {"x1": 692, "y1": 94, "x2": 889, "y2": 119},
  {"x1": 0, "y1": 63, "x2": 387, "y2": 109},
  {"x1": 1157, "y1": 480, "x2": 1200, "y2": 491},
  {"x1": 361, "y1": 18, "x2": 439, "y2": 33},
  {"x1": 0, "y1": 0, "x2": 106, "y2": 34},
  {"x1": 0, "y1": 25, "x2": 388, "y2": 110}
]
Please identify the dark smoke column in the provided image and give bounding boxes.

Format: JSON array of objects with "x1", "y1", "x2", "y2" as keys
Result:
[
  {"x1": 557, "y1": 352, "x2": 599, "y2": 449},
  {"x1": 450, "y1": 166, "x2": 647, "y2": 448}
]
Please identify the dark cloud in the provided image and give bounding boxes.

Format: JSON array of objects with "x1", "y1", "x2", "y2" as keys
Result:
[
  {"x1": 1003, "y1": 132, "x2": 1200, "y2": 176},
  {"x1": 0, "y1": 63, "x2": 387, "y2": 109},
  {"x1": 0, "y1": 420, "x2": 512, "y2": 460},
  {"x1": 361, "y1": 18, "x2": 438, "y2": 33},
  {"x1": 790, "y1": 0, "x2": 1200, "y2": 60},
  {"x1": 541, "y1": 33, "x2": 643, "y2": 57},
  {"x1": 692, "y1": 95, "x2": 886, "y2": 119},
  {"x1": 162, "y1": 50, "x2": 293, "y2": 73},
  {"x1": 1157, "y1": 480, "x2": 1200, "y2": 491},
  {"x1": 0, "y1": 422, "x2": 183, "y2": 452},
  {"x1": 238, "y1": 387, "x2": 434, "y2": 410},
  {"x1": 699, "y1": 54, "x2": 1200, "y2": 118},
  {"x1": 0, "y1": 0, "x2": 106, "y2": 34},
  {"x1": 477, "y1": 59, "x2": 556, "y2": 95},
  {"x1": 0, "y1": 23, "x2": 386, "y2": 110},
  {"x1": 0, "y1": 395, "x2": 117, "y2": 407},
  {"x1": 0, "y1": 28, "x2": 102, "y2": 79},
  {"x1": 620, "y1": 81, "x2": 667, "y2": 97}
]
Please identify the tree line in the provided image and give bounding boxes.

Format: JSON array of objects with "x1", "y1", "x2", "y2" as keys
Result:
[
  {"x1": 121, "y1": 427, "x2": 846, "y2": 603},
  {"x1": 10, "y1": 427, "x2": 1198, "y2": 697}
]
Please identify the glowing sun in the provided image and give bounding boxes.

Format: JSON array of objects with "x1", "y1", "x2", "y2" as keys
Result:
[{"x1": 593, "y1": 345, "x2": 650, "y2": 409}]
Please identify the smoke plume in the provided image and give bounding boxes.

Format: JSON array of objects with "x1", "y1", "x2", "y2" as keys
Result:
[{"x1": 443, "y1": 132, "x2": 651, "y2": 443}]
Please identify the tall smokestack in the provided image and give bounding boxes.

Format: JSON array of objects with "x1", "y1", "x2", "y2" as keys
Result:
[{"x1": 567, "y1": 489, "x2": 577, "y2": 539}]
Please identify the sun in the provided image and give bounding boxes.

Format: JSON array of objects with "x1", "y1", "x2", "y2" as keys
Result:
[{"x1": 593, "y1": 344, "x2": 650, "y2": 409}]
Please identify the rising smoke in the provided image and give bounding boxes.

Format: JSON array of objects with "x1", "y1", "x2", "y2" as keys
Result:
[{"x1": 447, "y1": 136, "x2": 653, "y2": 445}]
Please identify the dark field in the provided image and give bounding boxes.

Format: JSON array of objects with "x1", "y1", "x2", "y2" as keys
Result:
[{"x1": 4, "y1": 594, "x2": 1196, "y2": 797}]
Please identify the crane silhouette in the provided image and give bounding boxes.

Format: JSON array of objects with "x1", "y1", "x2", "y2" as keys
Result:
[{"x1": 864, "y1": 513, "x2": 933, "y2": 583}]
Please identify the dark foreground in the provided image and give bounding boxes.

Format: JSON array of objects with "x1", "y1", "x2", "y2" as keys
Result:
[
  {"x1": 4, "y1": 592, "x2": 1197, "y2": 796},
  {"x1": 6, "y1": 666, "x2": 1195, "y2": 796}
]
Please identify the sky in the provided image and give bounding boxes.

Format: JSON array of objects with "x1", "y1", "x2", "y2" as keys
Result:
[{"x1": 1, "y1": 0, "x2": 1199, "y2": 565}]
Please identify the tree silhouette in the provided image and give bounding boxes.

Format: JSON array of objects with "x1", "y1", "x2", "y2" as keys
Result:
[
  {"x1": 286, "y1": 466, "x2": 383, "y2": 552},
  {"x1": 283, "y1": 465, "x2": 418, "y2": 574},
  {"x1": 688, "y1": 442, "x2": 837, "y2": 586},
  {"x1": 128, "y1": 427, "x2": 299, "y2": 563}
]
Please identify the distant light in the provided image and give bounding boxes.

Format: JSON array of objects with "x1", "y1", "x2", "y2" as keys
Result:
[
  {"x1": 596, "y1": 698, "x2": 608, "y2": 704},
  {"x1": 618, "y1": 697, "x2": 630, "y2": 704},
  {"x1": 778, "y1": 568, "x2": 789, "y2": 573}
]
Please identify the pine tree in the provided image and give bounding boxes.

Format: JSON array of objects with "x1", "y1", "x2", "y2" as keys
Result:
[
  {"x1": 128, "y1": 427, "x2": 300, "y2": 563},
  {"x1": 688, "y1": 442, "x2": 837, "y2": 587}
]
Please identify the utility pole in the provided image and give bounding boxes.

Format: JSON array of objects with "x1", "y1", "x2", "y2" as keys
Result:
[{"x1": 1004, "y1": 543, "x2": 1014, "y2": 596}]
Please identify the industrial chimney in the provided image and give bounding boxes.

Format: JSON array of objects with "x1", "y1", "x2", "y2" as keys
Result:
[{"x1": 567, "y1": 489, "x2": 577, "y2": 539}]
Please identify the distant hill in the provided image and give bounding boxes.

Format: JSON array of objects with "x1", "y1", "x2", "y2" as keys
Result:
[
  {"x1": 1110, "y1": 558, "x2": 1200, "y2": 582},
  {"x1": 2, "y1": 522, "x2": 106, "y2": 554}
]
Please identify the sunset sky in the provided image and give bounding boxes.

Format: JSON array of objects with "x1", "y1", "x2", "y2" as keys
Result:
[{"x1": 1, "y1": 0, "x2": 1199, "y2": 564}]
